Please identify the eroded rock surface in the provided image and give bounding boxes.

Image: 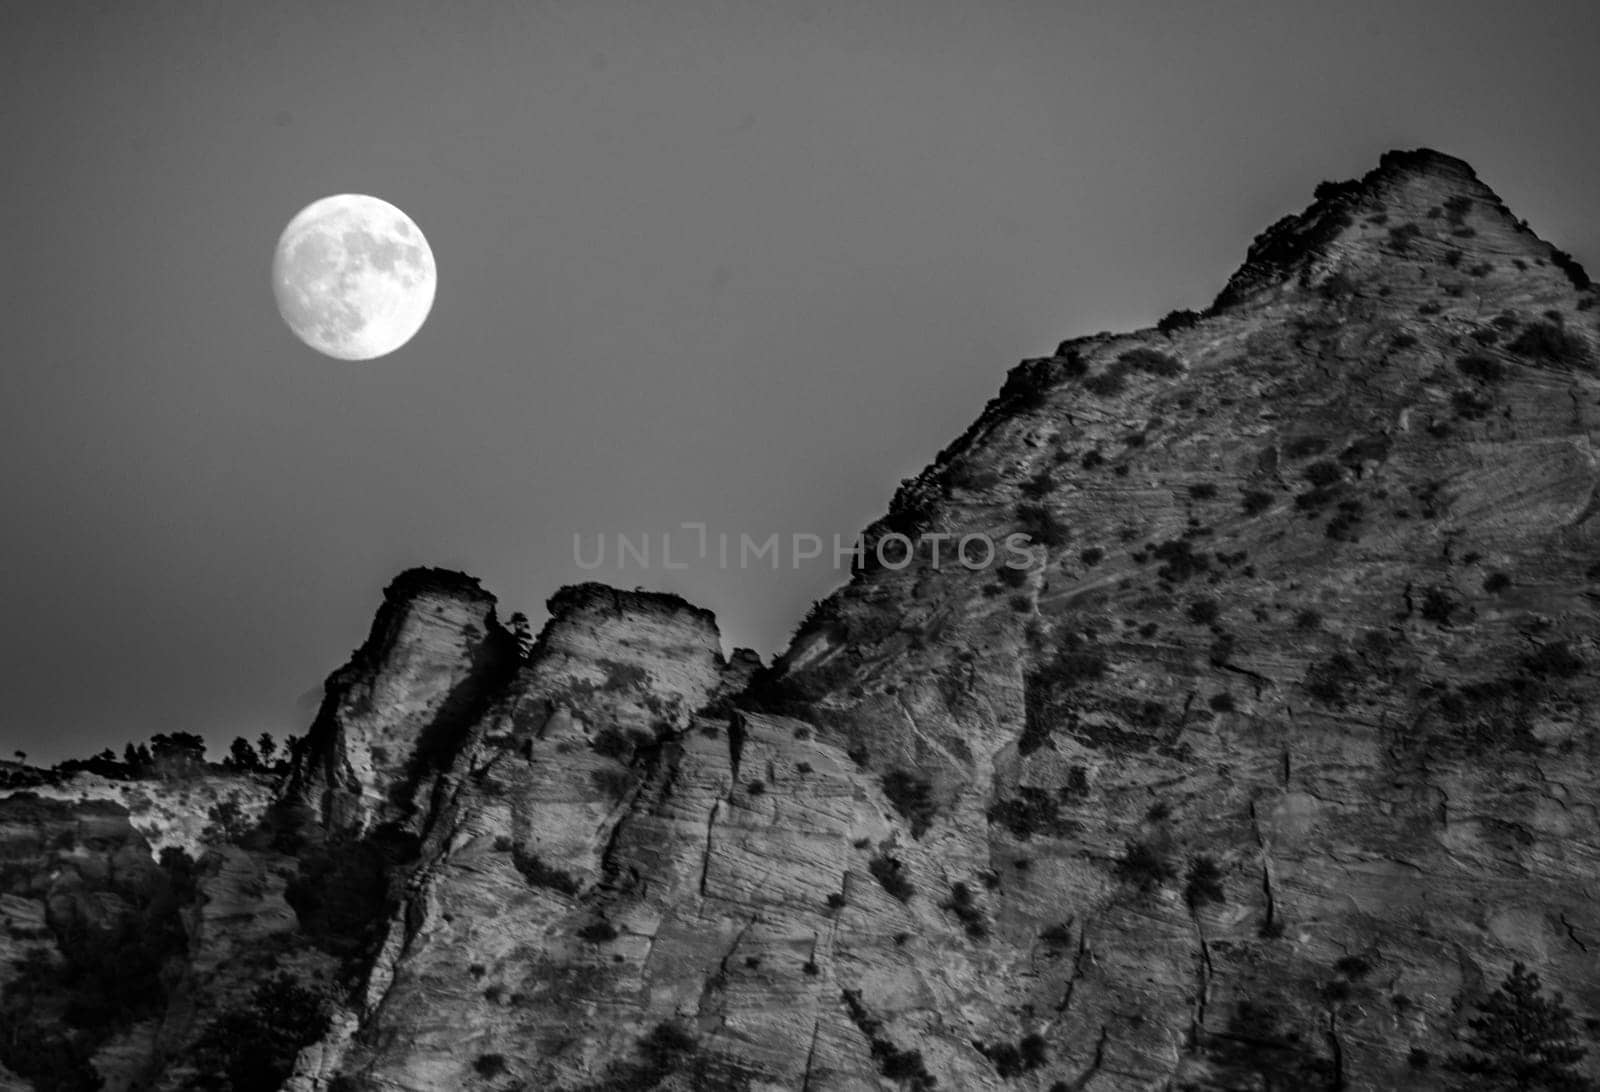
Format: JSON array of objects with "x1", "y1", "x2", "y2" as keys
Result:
[{"x1": 4, "y1": 150, "x2": 1599, "y2": 1091}]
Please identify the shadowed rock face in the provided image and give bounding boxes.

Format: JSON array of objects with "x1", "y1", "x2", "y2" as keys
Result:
[
  {"x1": 4, "y1": 150, "x2": 1600, "y2": 1091},
  {"x1": 0, "y1": 796, "x2": 199, "y2": 1090}
]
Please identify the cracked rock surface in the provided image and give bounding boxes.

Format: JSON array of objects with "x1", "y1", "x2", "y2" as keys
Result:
[{"x1": 3, "y1": 149, "x2": 1599, "y2": 1091}]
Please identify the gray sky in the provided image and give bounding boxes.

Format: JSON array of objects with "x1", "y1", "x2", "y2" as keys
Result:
[{"x1": 2, "y1": 1, "x2": 1596, "y2": 762}]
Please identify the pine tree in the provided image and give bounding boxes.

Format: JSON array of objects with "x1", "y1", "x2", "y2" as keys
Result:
[
  {"x1": 1448, "y1": 962, "x2": 1593, "y2": 1091},
  {"x1": 256, "y1": 732, "x2": 277, "y2": 765},
  {"x1": 151, "y1": 732, "x2": 206, "y2": 765},
  {"x1": 226, "y1": 736, "x2": 262, "y2": 772},
  {"x1": 509, "y1": 611, "x2": 534, "y2": 657}
]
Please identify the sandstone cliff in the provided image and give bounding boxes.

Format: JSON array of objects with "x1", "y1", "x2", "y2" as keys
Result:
[{"x1": 3, "y1": 149, "x2": 1598, "y2": 1091}]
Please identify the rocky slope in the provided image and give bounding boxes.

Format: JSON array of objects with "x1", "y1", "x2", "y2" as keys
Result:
[{"x1": 3, "y1": 149, "x2": 1598, "y2": 1091}]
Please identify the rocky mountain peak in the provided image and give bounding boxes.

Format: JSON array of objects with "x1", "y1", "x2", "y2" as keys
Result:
[
  {"x1": 380, "y1": 564, "x2": 496, "y2": 605},
  {"x1": 5, "y1": 150, "x2": 1599, "y2": 1092},
  {"x1": 536, "y1": 582, "x2": 722, "y2": 670},
  {"x1": 284, "y1": 567, "x2": 514, "y2": 837},
  {"x1": 544, "y1": 581, "x2": 720, "y2": 628},
  {"x1": 528, "y1": 581, "x2": 731, "y2": 714},
  {"x1": 729, "y1": 149, "x2": 1600, "y2": 1090},
  {"x1": 1370, "y1": 145, "x2": 1479, "y2": 184},
  {"x1": 1211, "y1": 146, "x2": 1585, "y2": 311}
]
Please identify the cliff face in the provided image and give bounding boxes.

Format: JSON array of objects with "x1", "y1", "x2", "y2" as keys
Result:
[
  {"x1": 3, "y1": 150, "x2": 1599, "y2": 1092},
  {"x1": 751, "y1": 149, "x2": 1600, "y2": 1090},
  {"x1": 286, "y1": 567, "x2": 515, "y2": 840}
]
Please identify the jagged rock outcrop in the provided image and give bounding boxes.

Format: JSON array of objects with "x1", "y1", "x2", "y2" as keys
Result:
[
  {"x1": 750, "y1": 148, "x2": 1600, "y2": 1090},
  {"x1": 3, "y1": 149, "x2": 1599, "y2": 1091},
  {"x1": 284, "y1": 567, "x2": 515, "y2": 839}
]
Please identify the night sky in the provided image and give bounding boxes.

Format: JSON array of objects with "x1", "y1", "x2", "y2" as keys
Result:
[{"x1": 3, "y1": 1, "x2": 1597, "y2": 763}]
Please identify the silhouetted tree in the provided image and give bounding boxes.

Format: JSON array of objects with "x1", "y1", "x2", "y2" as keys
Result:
[
  {"x1": 225, "y1": 737, "x2": 262, "y2": 772},
  {"x1": 151, "y1": 732, "x2": 206, "y2": 762},
  {"x1": 1158, "y1": 308, "x2": 1201, "y2": 335},
  {"x1": 256, "y1": 733, "x2": 277, "y2": 765},
  {"x1": 125, "y1": 742, "x2": 153, "y2": 772},
  {"x1": 508, "y1": 611, "x2": 534, "y2": 657},
  {"x1": 1447, "y1": 962, "x2": 1591, "y2": 1091},
  {"x1": 149, "y1": 732, "x2": 207, "y2": 779}
]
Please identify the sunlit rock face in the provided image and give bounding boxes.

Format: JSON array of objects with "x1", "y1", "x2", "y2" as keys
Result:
[
  {"x1": 734, "y1": 148, "x2": 1600, "y2": 1090},
  {"x1": 283, "y1": 567, "x2": 514, "y2": 840},
  {"x1": 307, "y1": 151, "x2": 1600, "y2": 1091},
  {"x1": 5, "y1": 150, "x2": 1600, "y2": 1091},
  {"x1": 18, "y1": 769, "x2": 277, "y2": 861}
]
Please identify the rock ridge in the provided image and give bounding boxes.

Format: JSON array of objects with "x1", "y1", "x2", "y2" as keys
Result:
[
  {"x1": 4, "y1": 149, "x2": 1600, "y2": 1092},
  {"x1": 1209, "y1": 145, "x2": 1584, "y2": 311}
]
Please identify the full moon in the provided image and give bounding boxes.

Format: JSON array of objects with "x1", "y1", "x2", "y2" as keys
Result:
[{"x1": 272, "y1": 194, "x2": 436, "y2": 361}]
